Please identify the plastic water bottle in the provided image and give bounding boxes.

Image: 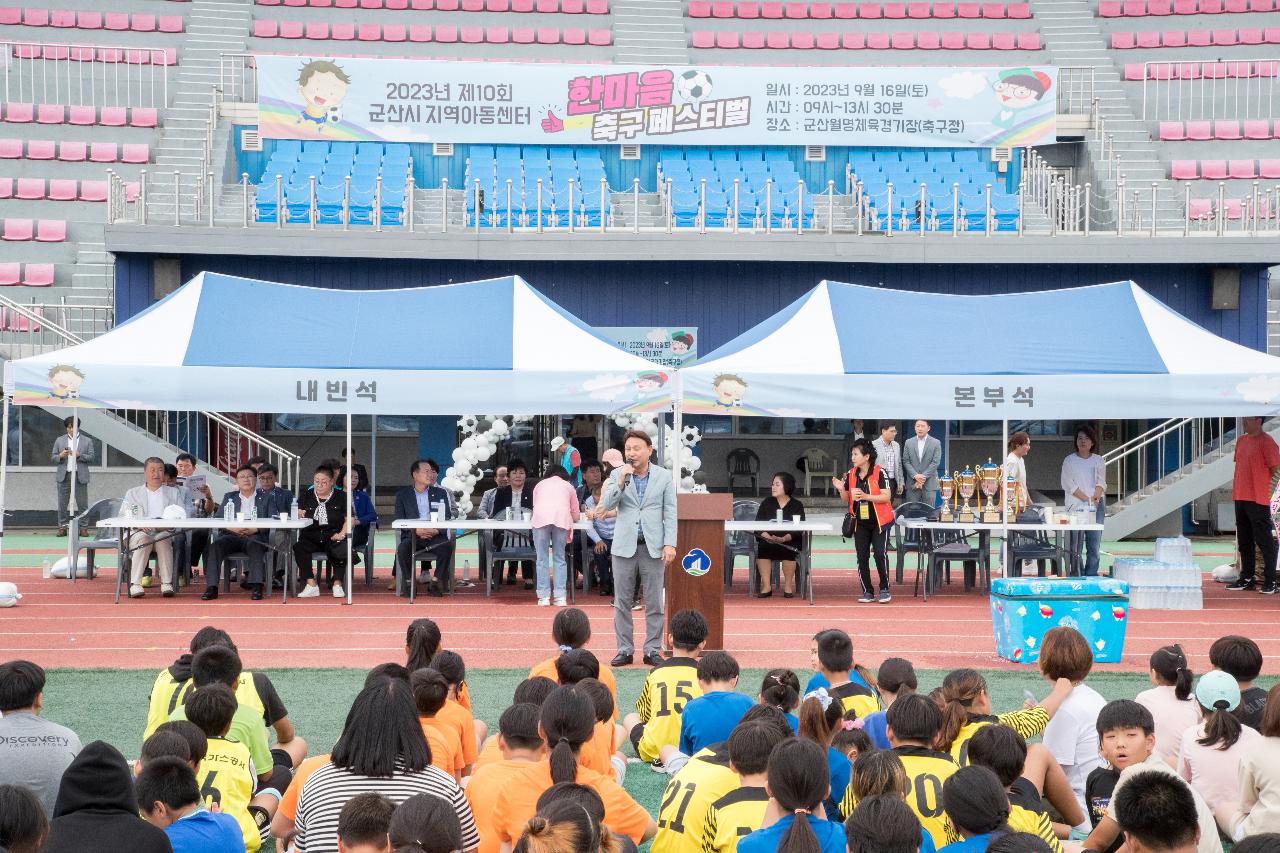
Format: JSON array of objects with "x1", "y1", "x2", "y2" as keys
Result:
[
  {"x1": 223, "y1": 500, "x2": 234, "y2": 522},
  {"x1": 41, "y1": 557, "x2": 51, "y2": 579},
  {"x1": 290, "y1": 498, "x2": 299, "y2": 521},
  {"x1": 248, "y1": 500, "x2": 257, "y2": 521},
  {"x1": 462, "y1": 559, "x2": 471, "y2": 583}
]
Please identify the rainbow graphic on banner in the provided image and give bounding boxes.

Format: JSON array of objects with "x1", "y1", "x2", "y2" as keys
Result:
[
  {"x1": 257, "y1": 98, "x2": 386, "y2": 142},
  {"x1": 980, "y1": 113, "x2": 1058, "y2": 147}
]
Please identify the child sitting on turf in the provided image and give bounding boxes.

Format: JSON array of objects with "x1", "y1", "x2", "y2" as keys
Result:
[
  {"x1": 700, "y1": 722, "x2": 778, "y2": 853},
  {"x1": 134, "y1": 730, "x2": 194, "y2": 777},
  {"x1": 799, "y1": 693, "x2": 854, "y2": 818},
  {"x1": 577, "y1": 678, "x2": 627, "y2": 785},
  {"x1": 1177, "y1": 670, "x2": 1261, "y2": 810},
  {"x1": 845, "y1": 795, "x2": 924, "y2": 853},
  {"x1": 337, "y1": 792, "x2": 395, "y2": 853},
  {"x1": 842, "y1": 693, "x2": 959, "y2": 850},
  {"x1": 1081, "y1": 700, "x2": 1223, "y2": 853},
  {"x1": 556, "y1": 649, "x2": 601, "y2": 686},
  {"x1": 390, "y1": 793, "x2": 462, "y2": 853},
  {"x1": 849, "y1": 750, "x2": 936, "y2": 853},
  {"x1": 938, "y1": 765, "x2": 1013, "y2": 853},
  {"x1": 466, "y1": 704, "x2": 545, "y2": 853},
  {"x1": 810, "y1": 629, "x2": 879, "y2": 720},
  {"x1": 136, "y1": 756, "x2": 245, "y2": 853},
  {"x1": 934, "y1": 668, "x2": 1073, "y2": 764},
  {"x1": 528, "y1": 608, "x2": 618, "y2": 701},
  {"x1": 622, "y1": 610, "x2": 707, "y2": 767},
  {"x1": 833, "y1": 723, "x2": 874, "y2": 765},
  {"x1": 475, "y1": 678, "x2": 558, "y2": 770},
  {"x1": 405, "y1": 618, "x2": 474, "y2": 712},
  {"x1": 859, "y1": 658, "x2": 917, "y2": 750},
  {"x1": 183, "y1": 684, "x2": 267, "y2": 853},
  {"x1": 1208, "y1": 635, "x2": 1268, "y2": 730},
  {"x1": 680, "y1": 652, "x2": 754, "y2": 755},
  {"x1": 1215, "y1": 684, "x2": 1280, "y2": 841},
  {"x1": 739, "y1": 739, "x2": 846, "y2": 853},
  {"x1": 431, "y1": 650, "x2": 484, "y2": 774},
  {"x1": 759, "y1": 669, "x2": 802, "y2": 732},
  {"x1": 964, "y1": 724, "x2": 1064, "y2": 852},
  {"x1": 410, "y1": 668, "x2": 466, "y2": 780}
]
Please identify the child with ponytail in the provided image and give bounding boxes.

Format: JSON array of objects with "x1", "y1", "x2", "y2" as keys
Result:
[
  {"x1": 516, "y1": 794, "x2": 619, "y2": 853},
  {"x1": 1177, "y1": 670, "x2": 1261, "y2": 808},
  {"x1": 938, "y1": 765, "x2": 1011, "y2": 853},
  {"x1": 1136, "y1": 644, "x2": 1199, "y2": 762},
  {"x1": 798, "y1": 693, "x2": 852, "y2": 817},
  {"x1": 759, "y1": 669, "x2": 802, "y2": 732},
  {"x1": 528, "y1": 608, "x2": 618, "y2": 705},
  {"x1": 933, "y1": 668, "x2": 1072, "y2": 764},
  {"x1": 738, "y1": 739, "x2": 846, "y2": 853},
  {"x1": 388, "y1": 793, "x2": 462, "y2": 853}
]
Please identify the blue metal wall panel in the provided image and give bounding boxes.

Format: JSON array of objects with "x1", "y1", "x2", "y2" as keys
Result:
[{"x1": 111, "y1": 253, "x2": 1268, "y2": 355}]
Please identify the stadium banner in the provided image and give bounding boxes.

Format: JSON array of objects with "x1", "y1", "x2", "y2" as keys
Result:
[
  {"x1": 597, "y1": 326, "x2": 698, "y2": 368},
  {"x1": 255, "y1": 56, "x2": 1057, "y2": 148}
]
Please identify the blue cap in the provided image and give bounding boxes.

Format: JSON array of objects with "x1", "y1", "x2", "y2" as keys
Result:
[{"x1": 1195, "y1": 670, "x2": 1241, "y2": 712}]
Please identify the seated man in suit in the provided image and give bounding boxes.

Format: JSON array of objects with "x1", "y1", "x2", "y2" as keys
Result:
[
  {"x1": 393, "y1": 458, "x2": 456, "y2": 598},
  {"x1": 489, "y1": 459, "x2": 535, "y2": 589},
  {"x1": 121, "y1": 457, "x2": 187, "y2": 599},
  {"x1": 204, "y1": 465, "x2": 277, "y2": 601}
]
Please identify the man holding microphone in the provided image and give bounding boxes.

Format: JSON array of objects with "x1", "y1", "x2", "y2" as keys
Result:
[{"x1": 590, "y1": 430, "x2": 677, "y2": 667}]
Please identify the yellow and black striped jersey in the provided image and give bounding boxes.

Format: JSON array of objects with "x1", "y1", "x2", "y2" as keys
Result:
[
  {"x1": 948, "y1": 708, "x2": 1050, "y2": 765},
  {"x1": 636, "y1": 656, "x2": 702, "y2": 763},
  {"x1": 827, "y1": 680, "x2": 880, "y2": 720},
  {"x1": 1009, "y1": 803, "x2": 1064, "y2": 853},
  {"x1": 841, "y1": 745, "x2": 959, "y2": 849},
  {"x1": 144, "y1": 669, "x2": 269, "y2": 739},
  {"x1": 652, "y1": 743, "x2": 738, "y2": 853},
  {"x1": 198, "y1": 736, "x2": 260, "y2": 852},
  {"x1": 701, "y1": 785, "x2": 769, "y2": 853}
]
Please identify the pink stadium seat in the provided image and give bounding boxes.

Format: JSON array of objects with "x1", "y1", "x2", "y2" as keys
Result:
[
  {"x1": 1215, "y1": 120, "x2": 1242, "y2": 139},
  {"x1": 1250, "y1": 0, "x2": 1274, "y2": 9},
  {"x1": 834, "y1": 2, "x2": 857, "y2": 14},
  {"x1": 1211, "y1": 28, "x2": 1236, "y2": 44},
  {"x1": 587, "y1": 26, "x2": 611, "y2": 41},
  {"x1": 992, "y1": 30, "x2": 1015, "y2": 47},
  {"x1": 485, "y1": 26, "x2": 508, "y2": 41},
  {"x1": 1159, "y1": 121, "x2": 1186, "y2": 139},
  {"x1": 1223, "y1": 0, "x2": 1246, "y2": 8},
  {"x1": 75, "y1": 180, "x2": 105, "y2": 202},
  {"x1": 15, "y1": 178, "x2": 44, "y2": 200},
  {"x1": 563, "y1": 26, "x2": 586, "y2": 42},
  {"x1": 435, "y1": 24, "x2": 458, "y2": 40},
  {"x1": 766, "y1": 29, "x2": 789, "y2": 46},
  {"x1": 410, "y1": 24, "x2": 432, "y2": 40},
  {"x1": 536, "y1": 26, "x2": 560, "y2": 42},
  {"x1": 356, "y1": 23, "x2": 379, "y2": 39},
  {"x1": 0, "y1": 6, "x2": 16, "y2": 24},
  {"x1": 890, "y1": 30, "x2": 914, "y2": 47},
  {"x1": 89, "y1": 142, "x2": 117, "y2": 163},
  {"x1": 1200, "y1": 159, "x2": 1227, "y2": 178},
  {"x1": 791, "y1": 30, "x2": 814, "y2": 46},
  {"x1": 585, "y1": 0, "x2": 608, "y2": 10},
  {"x1": 0, "y1": 139, "x2": 20, "y2": 159},
  {"x1": 741, "y1": 30, "x2": 765, "y2": 46},
  {"x1": 1240, "y1": 28, "x2": 1262, "y2": 44},
  {"x1": 966, "y1": 31, "x2": 990, "y2": 47},
  {"x1": 816, "y1": 30, "x2": 839, "y2": 46},
  {"x1": 75, "y1": 9, "x2": 101, "y2": 27},
  {"x1": 1162, "y1": 29, "x2": 1185, "y2": 45},
  {"x1": 940, "y1": 29, "x2": 965, "y2": 47},
  {"x1": 1016, "y1": 31, "x2": 1040, "y2": 47},
  {"x1": 712, "y1": 0, "x2": 734, "y2": 13},
  {"x1": 1135, "y1": 30, "x2": 1159, "y2": 45},
  {"x1": 35, "y1": 103, "x2": 63, "y2": 124},
  {"x1": 13, "y1": 45, "x2": 38, "y2": 59},
  {"x1": 68, "y1": 45, "x2": 95, "y2": 61},
  {"x1": 68, "y1": 105, "x2": 95, "y2": 125},
  {"x1": 50, "y1": 8, "x2": 73, "y2": 26},
  {"x1": 42, "y1": 45, "x2": 71, "y2": 61},
  {"x1": 512, "y1": 0, "x2": 534, "y2": 9},
  {"x1": 104, "y1": 11, "x2": 128, "y2": 29},
  {"x1": 1111, "y1": 31, "x2": 1135, "y2": 46},
  {"x1": 56, "y1": 140, "x2": 85, "y2": 161},
  {"x1": 1259, "y1": 159, "x2": 1280, "y2": 178},
  {"x1": 714, "y1": 30, "x2": 738, "y2": 46},
  {"x1": 156, "y1": 48, "x2": 177, "y2": 66},
  {"x1": 810, "y1": 2, "x2": 833, "y2": 15},
  {"x1": 132, "y1": 13, "x2": 156, "y2": 31},
  {"x1": 5, "y1": 102, "x2": 33, "y2": 123},
  {"x1": 934, "y1": 1, "x2": 955, "y2": 14},
  {"x1": 535, "y1": 0, "x2": 555, "y2": 9},
  {"x1": 22, "y1": 264, "x2": 53, "y2": 287},
  {"x1": 304, "y1": 21, "x2": 329, "y2": 38},
  {"x1": 359, "y1": 0, "x2": 382, "y2": 6},
  {"x1": 841, "y1": 30, "x2": 865, "y2": 46},
  {"x1": 784, "y1": 1, "x2": 806, "y2": 14},
  {"x1": 22, "y1": 6, "x2": 48, "y2": 25},
  {"x1": 485, "y1": 0, "x2": 509, "y2": 10},
  {"x1": 907, "y1": 1, "x2": 930, "y2": 14},
  {"x1": 384, "y1": 23, "x2": 407, "y2": 40},
  {"x1": 1121, "y1": 0, "x2": 1144, "y2": 11},
  {"x1": 1170, "y1": 160, "x2": 1197, "y2": 179},
  {"x1": 2, "y1": 219, "x2": 34, "y2": 241},
  {"x1": 1228, "y1": 159, "x2": 1256, "y2": 179},
  {"x1": 1147, "y1": 0, "x2": 1170, "y2": 11},
  {"x1": 859, "y1": 1, "x2": 882, "y2": 13},
  {"x1": 28, "y1": 139, "x2": 55, "y2": 159},
  {"x1": 35, "y1": 220, "x2": 65, "y2": 242},
  {"x1": 865, "y1": 31, "x2": 889, "y2": 47},
  {"x1": 1150, "y1": 62, "x2": 1174, "y2": 78},
  {"x1": 410, "y1": 0, "x2": 431, "y2": 6},
  {"x1": 0, "y1": 177, "x2": 9, "y2": 198},
  {"x1": 561, "y1": 0, "x2": 584, "y2": 12},
  {"x1": 1185, "y1": 119, "x2": 1211, "y2": 139},
  {"x1": 1007, "y1": 1, "x2": 1029, "y2": 13},
  {"x1": 1201, "y1": 61, "x2": 1227, "y2": 77},
  {"x1": 982, "y1": 1, "x2": 1005, "y2": 13},
  {"x1": 462, "y1": 0, "x2": 484, "y2": 8},
  {"x1": 761, "y1": 0, "x2": 783, "y2": 13},
  {"x1": 1243, "y1": 119, "x2": 1271, "y2": 139},
  {"x1": 512, "y1": 26, "x2": 534, "y2": 41},
  {"x1": 332, "y1": 22, "x2": 356, "y2": 38},
  {"x1": 956, "y1": 0, "x2": 980, "y2": 13},
  {"x1": 158, "y1": 15, "x2": 183, "y2": 32},
  {"x1": 253, "y1": 19, "x2": 278, "y2": 36},
  {"x1": 100, "y1": 106, "x2": 127, "y2": 126},
  {"x1": 1199, "y1": 0, "x2": 1222, "y2": 10},
  {"x1": 1172, "y1": 0, "x2": 1196, "y2": 10},
  {"x1": 122, "y1": 144, "x2": 148, "y2": 164},
  {"x1": 917, "y1": 30, "x2": 940, "y2": 47},
  {"x1": 1123, "y1": 63, "x2": 1144, "y2": 79},
  {"x1": 689, "y1": 0, "x2": 711, "y2": 13},
  {"x1": 739, "y1": 2, "x2": 761, "y2": 16},
  {"x1": 1220, "y1": 199, "x2": 1243, "y2": 220},
  {"x1": 1186, "y1": 28, "x2": 1210, "y2": 43},
  {"x1": 1256, "y1": 60, "x2": 1279, "y2": 75},
  {"x1": 884, "y1": 2, "x2": 907, "y2": 15},
  {"x1": 0, "y1": 263, "x2": 17, "y2": 285},
  {"x1": 48, "y1": 179, "x2": 77, "y2": 200}
]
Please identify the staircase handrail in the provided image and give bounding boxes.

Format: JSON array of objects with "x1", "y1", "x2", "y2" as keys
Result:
[{"x1": 1102, "y1": 416, "x2": 1195, "y2": 463}]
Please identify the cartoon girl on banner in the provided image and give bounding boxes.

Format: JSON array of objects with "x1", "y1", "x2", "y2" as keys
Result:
[{"x1": 980, "y1": 68, "x2": 1054, "y2": 146}]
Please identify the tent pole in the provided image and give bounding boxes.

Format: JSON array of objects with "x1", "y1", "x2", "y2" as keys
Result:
[
  {"x1": 0, "y1": 395, "x2": 9, "y2": 582},
  {"x1": 67, "y1": 409, "x2": 79, "y2": 582},
  {"x1": 346, "y1": 412, "x2": 353, "y2": 606},
  {"x1": 1000, "y1": 418, "x2": 1008, "y2": 582},
  {"x1": 370, "y1": 415, "x2": 378, "y2": 505},
  {"x1": 671, "y1": 373, "x2": 684, "y2": 493}
]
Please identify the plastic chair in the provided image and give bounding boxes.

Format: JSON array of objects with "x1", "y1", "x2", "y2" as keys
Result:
[
  {"x1": 1007, "y1": 507, "x2": 1068, "y2": 577},
  {"x1": 724, "y1": 499, "x2": 761, "y2": 589},
  {"x1": 727, "y1": 447, "x2": 761, "y2": 494},
  {"x1": 919, "y1": 527, "x2": 986, "y2": 600},
  {"x1": 892, "y1": 501, "x2": 934, "y2": 583},
  {"x1": 69, "y1": 498, "x2": 124, "y2": 581},
  {"x1": 801, "y1": 448, "x2": 837, "y2": 496},
  {"x1": 484, "y1": 529, "x2": 536, "y2": 596}
]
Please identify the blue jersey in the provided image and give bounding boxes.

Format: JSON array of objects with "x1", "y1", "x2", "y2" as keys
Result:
[
  {"x1": 939, "y1": 832, "x2": 998, "y2": 853},
  {"x1": 739, "y1": 815, "x2": 846, "y2": 853},
  {"x1": 860, "y1": 710, "x2": 891, "y2": 749},
  {"x1": 679, "y1": 691, "x2": 755, "y2": 755},
  {"x1": 804, "y1": 670, "x2": 873, "y2": 695},
  {"x1": 826, "y1": 746, "x2": 851, "y2": 819},
  {"x1": 166, "y1": 808, "x2": 246, "y2": 853}
]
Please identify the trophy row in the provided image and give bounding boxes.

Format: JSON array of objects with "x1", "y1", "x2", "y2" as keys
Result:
[{"x1": 938, "y1": 458, "x2": 1026, "y2": 523}]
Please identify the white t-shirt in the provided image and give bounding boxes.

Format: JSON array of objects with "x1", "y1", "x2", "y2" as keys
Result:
[
  {"x1": 1042, "y1": 682, "x2": 1107, "y2": 830},
  {"x1": 145, "y1": 486, "x2": 166, "y2": 518},
  {"x1": 1005, "y1": 451, "x2": 1029, "y2": 504},
  {"x1": 1136, "y1": 685, "x2": 1201, "y2": 762},
  {"x1": 1107, "y1": 755, "x2": 1224, "y2": 853},
  {"x1": 1061, "y1": 452, "x2": 1105, "y2": 512},
  {"x1": 1176, "y1": 721, "x2": 1262, "y2": 809}
]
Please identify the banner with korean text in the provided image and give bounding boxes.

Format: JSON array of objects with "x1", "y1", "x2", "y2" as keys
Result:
[{"x1": 255, "y1": 56, "x2": 1058, "y2": 148}]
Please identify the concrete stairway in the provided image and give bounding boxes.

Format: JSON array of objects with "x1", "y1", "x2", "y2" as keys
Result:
[{"x1": 611, "y1": 0, "x2": 689, "y2": 64}]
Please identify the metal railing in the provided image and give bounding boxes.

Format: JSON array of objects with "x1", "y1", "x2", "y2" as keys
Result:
[
  {"x1": 1140, "y1": 58, "x2": 1280, "y2": 121},
  {"x1": 1103, "y1": 417, "x2": 1233, "y2": 506},
  {"x1": 0, "y1": 294, "x2": 301, "y2": 490},
  {"x1": 1058, "y1": 66, "x2": 1098, "y2": 117},
  {"x1": 0, "y1": 40, "x2": 171, "y2": 108},
  {"x1": 219, "y1": 53, "x2": 257, "y2": 103}
]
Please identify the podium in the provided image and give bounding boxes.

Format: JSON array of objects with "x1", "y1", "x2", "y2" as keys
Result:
[{"x1": 667, "y1": 492, "x2": 732, "y2": 652}]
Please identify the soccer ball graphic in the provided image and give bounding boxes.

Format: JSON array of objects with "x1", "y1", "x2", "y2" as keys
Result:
[{"x1": 677, "y1": 69, "x2": 714, "y2": 101}]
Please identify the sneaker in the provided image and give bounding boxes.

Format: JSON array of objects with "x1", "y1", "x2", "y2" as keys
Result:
[
  {"x1": 1227, "y1": 579, "x2": 1257, "y2": 591},
  {"x1": 553, "y1": 596, "x2": 568, "y2": 606},
  {"x1": 631, "y1": 602, "x2": 644, "y2": 611},
  {"x1": 878, "y1": 589, "x2": 892, "y2": 603},
  {"x1": 857, "y1": 592, "x2": 875, "y2": 603},
  {"x1": 1262, "y1": 584, "x2": 1278, "y2": 595},
  {"x1": 140, "y1": 575, "x2": 153, "y2": 589},
  {"x1": 129, "y1": 584, "x2": 145, "y2": 598},
  {"x1": 537, "y1": 597, "x2": 551, "y2": 606},
  {"x1": 161, "y1": 583, "x2": 175, "y2": 598},
  {"x1": 332, "y1": 583, "x2": 345, "y2": 599},
  {"x1": 297, "y1": 584, "x2": 320, "y2": 598}
]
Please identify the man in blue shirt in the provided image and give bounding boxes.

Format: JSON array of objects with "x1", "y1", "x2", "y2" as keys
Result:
[
  {"x1": 137, "y1": 756, "x2": 245, "y2": 853},
  {"x1": 680, "y1": 651, "x2": 755, "y2": 755}
]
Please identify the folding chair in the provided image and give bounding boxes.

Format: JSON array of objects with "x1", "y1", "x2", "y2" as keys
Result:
[{"x1": 723, "y1": 499, "x2": 760, "y2": 588}]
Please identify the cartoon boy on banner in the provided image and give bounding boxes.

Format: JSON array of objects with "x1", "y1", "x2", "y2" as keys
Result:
[
  {"x1": 983, "y1": 67, "x2": 1054, "y2": 144},
  {"x1": 296, "y1": 60, "x2": 350, "y2": 131}
]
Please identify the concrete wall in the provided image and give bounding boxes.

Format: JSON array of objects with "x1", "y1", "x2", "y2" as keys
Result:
[{"x1": 7, "y1": 469, "x2": 143, "y2": 527}]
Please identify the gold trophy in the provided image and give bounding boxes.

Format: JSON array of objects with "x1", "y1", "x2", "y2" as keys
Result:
[
  {"x1": 1006, "y1": 472, "x2": 1024, "y2": 518},
  {"x1": 956, "y1": 467, "x2": 977, "y2": 523},
  {"x1": 938, "y1": 473, "x2": 955, "y2": 522},
  {"x1": 980, "y1": 458, "x2": 1002, "y2": 523}
]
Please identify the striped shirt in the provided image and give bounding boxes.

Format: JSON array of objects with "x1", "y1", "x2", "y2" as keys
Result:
[{"x1": 295, "y1": 761, "x2": 479, "y2": 853}]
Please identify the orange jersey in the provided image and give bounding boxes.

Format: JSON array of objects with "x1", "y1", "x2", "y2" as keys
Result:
[
  {"x1": 458, "y1": 681, "x2": 472, "y2": 712},
  {"x1": 476, "y1": 737, "x2": 502, "y2": 770},
  {"x1": 492, "y1": 760, "x2": 652, "y2": 844},
  {"x1": 438, "y1": 698, "x2": 478, "y2": 767},
  {"x1": 467, "y1": 758, "x2": 540, "y2": 853},
  {"x1": 580, "y1": 719, "x2": 617, "y2": 777},
  {"x1": 421, "y1": 716, "x2": 466, "y2": 777},
  {"x1": 528, "y1": 654, "x2": 619, "y2": 717},
  {"x1": 277, "y1": 753, "x2": 330, "y2": 822}
]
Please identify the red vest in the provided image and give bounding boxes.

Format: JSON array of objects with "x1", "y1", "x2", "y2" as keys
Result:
[{"x1": 846, "y1": 464, "x2": 896, "y2": 529}]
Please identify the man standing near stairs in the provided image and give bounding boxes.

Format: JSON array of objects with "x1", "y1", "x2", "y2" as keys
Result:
[
  {"x1": 52, "y1": 417, "x2": 94, "y2": 537},
  {"x1": 1227, "y1": 416, "x2": 1280, "y2": 595}
]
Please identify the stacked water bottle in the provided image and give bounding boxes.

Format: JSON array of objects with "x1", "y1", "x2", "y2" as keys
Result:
[{"x1": 1109, "y1": 536, "x2": 1202, "y2": 610}]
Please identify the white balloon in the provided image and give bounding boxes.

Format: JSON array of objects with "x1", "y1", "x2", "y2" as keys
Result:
[
  {"x1": 459, "y1": 499, "x2": 474, "y2": 514},
  {"x1": 686, "y1": 455, "x2": 703, "y2": 472},
  {"x1": 681, "y1": 476, "x2": 696, "y2": 489},
  {"x1": 489, "y1": 419, "x2": 509, "y2": 436},
  {"x1": 451, "y1": 447, "x2": 467, "y2": 463},
  {"x1": 475, "y1": 446, "x2": 492, "y2": 462},
  {"x1": 462, "y1": 436, "x2": 479, "y2": 450}
]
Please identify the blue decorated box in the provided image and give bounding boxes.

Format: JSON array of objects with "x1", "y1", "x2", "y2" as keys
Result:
[{"x1": 990, "y1": 577, "x2": 1130, "y2": 665}]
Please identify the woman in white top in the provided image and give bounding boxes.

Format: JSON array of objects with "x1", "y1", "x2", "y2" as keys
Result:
[
  {"x1": 1177, "y1": 671, "x2": 1262, "y2": 812},
  {"x1": 1038, "y1": 626, "x2": 1108, "y2": 832},
  {"x1": 1216, "y1": 683, "x2": 1280, "y2": 841},
  {"x1": 1004, "y1": 431, "x2": 1031, "y2": 510},
  {"x1": 1136, "y1": 644, "x2": 1200, "y2": 763},
  {"x1": 1060, "y1": 424, "x2": 1106, "y2": 576}
]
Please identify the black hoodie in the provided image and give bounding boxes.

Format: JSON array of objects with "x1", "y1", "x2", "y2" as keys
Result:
[{"x1": 44, "y1": 740, "x2": 173, "y2": 853}]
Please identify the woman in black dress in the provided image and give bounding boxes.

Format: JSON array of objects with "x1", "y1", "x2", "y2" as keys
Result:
[{"x1": 755, "y1": 471, "x2": 805, "y2": 598}]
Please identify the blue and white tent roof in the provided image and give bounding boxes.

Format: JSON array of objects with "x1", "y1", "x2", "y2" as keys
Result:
[
  {"x1": 683, "y1": 280, "x2": 1280, "y2": 418},
  {"x1": 5, "y1": 273, "x2": 671, "y2": 415}
]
